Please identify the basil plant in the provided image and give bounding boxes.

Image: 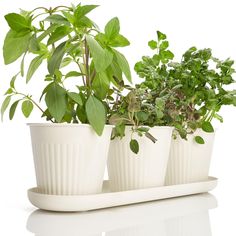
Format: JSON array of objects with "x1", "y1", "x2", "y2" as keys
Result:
[
  {"x1": 1, "y1": 3, "x2": 131, "y2": 136},
  {"x1": 135, "y1": 31, "x2": 236, "y2": 143}
]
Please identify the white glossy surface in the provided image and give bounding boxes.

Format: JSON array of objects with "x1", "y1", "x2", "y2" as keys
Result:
[
  {"x1": 26, "y1": 193, "x2": 217, "y2": 236},
  {"x1": 0, "y1": 0, "x2": 236, "y2": 235},
  {"x1": 27, "y1": 177, "x2": 217, "y2": 211}
]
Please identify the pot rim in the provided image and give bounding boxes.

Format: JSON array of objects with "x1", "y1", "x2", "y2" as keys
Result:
[
  {"x1": 27, "y1": 123, "x2": 114, "y2": 128},
  {"x1": 124, "y1": 125, "x2": 174, "y2": 130}
]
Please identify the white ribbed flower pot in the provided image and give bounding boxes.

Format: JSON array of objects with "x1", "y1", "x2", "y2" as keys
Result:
[
  {"x1": 108, "y1": 126, "x2": 173, "y2": 191},
  {"x1": 165, "y1": 129, "x2": 215, "y2": 185},
  {"x1": 29, "y1": 123, "x2": 113, "y2": 195}
]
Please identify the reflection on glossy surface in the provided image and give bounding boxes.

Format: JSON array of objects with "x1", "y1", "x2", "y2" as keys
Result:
[{"x1": 27, "y1": 193, "x2": 217, "y2": 236}]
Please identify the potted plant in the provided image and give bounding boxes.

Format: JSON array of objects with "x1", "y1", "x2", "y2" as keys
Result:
[
  {"x1": 1, "y1": 3, "x2": 131, "y2": 195},
  {"x1": 135, "y1": 31, "x2": 236, "y2": 185},
  {"x1": 108, "y1": 74, "x2": 173, "y2": 191}
]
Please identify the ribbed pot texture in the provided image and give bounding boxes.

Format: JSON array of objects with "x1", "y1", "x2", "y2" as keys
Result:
[
  {"x1": 29, "y1": 124, "x2": 113, "y2": 195},
  {"x1": 165, "y1": 129, "x2": 215, "y2": 185},
  {"x1": 108, "y1": 126, "x2": 173, "y2": 191}
]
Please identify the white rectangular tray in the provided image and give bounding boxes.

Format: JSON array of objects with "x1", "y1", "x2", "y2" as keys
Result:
[
  {"x1": 27, "y1": 193, "x2": 217, "y2": 235},
  {"x1": 28, "y1": 177, "x2": 217, "y2": 212}
]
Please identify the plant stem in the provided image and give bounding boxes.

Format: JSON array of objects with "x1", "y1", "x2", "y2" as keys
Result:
[
  {"x1": 15, "y1": 92, "x2": 54, "y2": 122},
  {"x1": 84, "y1": 39, "x2": 90, "y2": 86},
  {"x1": 90, "y1": 70, "x2": 96, "y2": 84},
  {"x1": 31, "y1": 7, "x2": 49, "y2": 13},
  {"x1": 48, "y1": 10, "x2": 55, "y2": 51},
  {"x1": 52, "y1": 6, "x2": 72, "y2": 11},
  {"x1": 74, "y1": 60, "x2": 86, "y2": 86},
  {"x1": 206, "y1": 110, "x2": 215, "y2": 122},
  {"x1": 32, "y1": 12, "x2": 48, "y2": 21},
  {"x1": 202, "y1": 110, "x2": 210, "y2": 122}
]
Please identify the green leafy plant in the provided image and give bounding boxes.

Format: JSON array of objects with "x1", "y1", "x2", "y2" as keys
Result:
[
  {"x1": 109, "y1": 87, "x2": 166, "y2": 154},
  {"x1": 1, "y1": 3, "x2": 131, "y2": 135},
  {"x1": 135, "y1": 30, "x2": 236, "y2": 143},
  {"x1": 108, "y1": 31, "x2": 176, "y2": 153}
]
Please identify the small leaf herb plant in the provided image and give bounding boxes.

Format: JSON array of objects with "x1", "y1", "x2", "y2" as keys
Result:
[
  {"x1": 134, "y1": 30, "x2": 236, "y2": 144},
  {"x1": 109, "y1": 87, "x2": 161, "y2": 154},
  {"x1": 1, "y1": 3, "x2": 132, "y2": 136}
]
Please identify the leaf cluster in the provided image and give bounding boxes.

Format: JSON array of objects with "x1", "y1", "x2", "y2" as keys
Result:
[
  {"x1": 1, "y1": 4, "x2": 132, "y2": 136},
  {"x1": 134, "y1": 31, "x2": 236, "y2": 143}
]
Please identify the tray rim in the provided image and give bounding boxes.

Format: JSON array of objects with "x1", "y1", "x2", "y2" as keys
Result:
[
  {"x1": 28, "y1": 176, "x2": 218, "y2": 212},
  {"x1": 29, "y1": 176, "x2": 217, "y2": 196}
]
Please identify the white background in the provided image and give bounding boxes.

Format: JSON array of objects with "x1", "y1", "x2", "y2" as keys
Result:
[{"x1": 0, "y1": 0, "x2": 236, "y2": 235}]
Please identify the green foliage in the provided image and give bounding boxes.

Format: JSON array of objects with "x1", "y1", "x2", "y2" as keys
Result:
[
  {"x1": 44, "y1": 14, "x2": 70, "y2": 26},
  {"x1": 85, "y1": 95, "x2": 106, "y2": 135},
  {"x1": 109, "y1": 89, "x2": 159, "y2": 153},
  {"x1": 113, "y1": 50, "x2": 132, "y2": 83},
  {"x1": 195, "y1": 136, "x2": 205, "y2": 144},
  {"x1": 21, "y1": 100, "x2": 34, "y2": 118},
  {"x1": 45, "y1": 83, "x2": 67, "y2": 122},
  {"x1": 48, "y1": 42, "x2": 66, "y2": 75},
  {"x1": 3, "y1": 30, "x2": 31, "y2": 64},
  {"x1": 9, "y1": 100, "x2": 20, "y2": 120},
  {"x1": 1, "y1": 96, "x2": 11, "y2": 121},
  {"x1": 134, "y1": 30, "x2": 236, "y2": 142},
  {"x1": 47, "y1": 26, "x2": 72, "y2": 45},
  {"x1": 5, "y1": 13, "x2": 31, "y2": 32},
  {"x1": 130, "y1": 139, "x2": 139, "y2": 154},
  {"x1": 109, "y1": 30, "x2": 235, "y2": 151},
  {"x1": 202, "y1": 121, "x2": 214, "y2": 133},
  {"x1": 1, "y1": 4, "x2": 131, "y2": 136},
  {"x1": 105, "y1": 17, "x2": 120, "y2": 40},
  {"x1": 86, "y1": 35, "x2": 113, "y2": 72},
  {"x1": 26, "y1": 55, "x2": 44, "y2": 83}
]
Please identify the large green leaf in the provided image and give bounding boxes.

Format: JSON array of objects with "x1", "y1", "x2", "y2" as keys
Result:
[
  {"x1": 45, "y1": 83, "x2": 67, "y2": 122},
  {"x1": 113, "y1": 49, "x2": 132, "y2": 83},
  {"x1": 29, "y1": 36, "x2": 41, "y2": 53},
  {"x1": 65, "y1": 71, "x2": 84, "y2": 79},
  {"x1": 37, "y1": 24, "x2": 58, "y2": 42},
  {"x1": 105, "y1": 17, "x2": 120, "y2": 40},
  {"x1": 3, "y1": 30, "x2": 31, "y2": 64},
  {"x1": 62, "y1": 11, "x2": 75, "y2": 24},
  {"x1": 202, "y1": 121, "x2": 214, "y2": 133},
  {"x1": 48, "y1": 42, "x2": 66, "y2": 75},
  {"x1": 109, "y1": 34, "x2": 130, "y2": 47},
  {"x1": 4, "y1": 13, "x2": 30, "y2": 32},
  {"x1": 60, "y1": 57, "x2": 72, "y2": 68},
  {"x1": 21, "y1": 100, "x2": 33, "y2": 118},
  {"x1": 92, "y1": 72, "x2": 110, "y2": 99},
  {"x1": 86, "y1": 35, "x2": 113, "y2": 72},
  {"x1": 9, "y1": 100, "x2": 20, "y2": 120},
  {"x1": 1, "y1": 96, "x2": 11, "y2": 121},
  {"x1": 75, "y1": 5, "x2": 98, "y2": 19},
  {"x1": 26, "y1": 55, "x2": 44, "y2": 83},
  {"x1": 75, "y1": 16, "x2": 93, "y2": 28},
  {"x1": 47, "y1": 26, "x2": 72, "y2": 45},
  {"x1": 68, "y1": 92, "x2": 83, "y2": 106},
  {"x1": 130, "y1": 139, "x2": 139, "y2": 154},
  {"x1": 44, "y1": 14, "x2": 70, "y2": 26},
  {"x1": 85, "y1": 95, "x2": 106, "y2": 135}
]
